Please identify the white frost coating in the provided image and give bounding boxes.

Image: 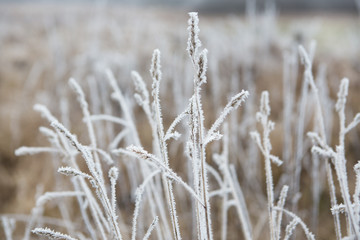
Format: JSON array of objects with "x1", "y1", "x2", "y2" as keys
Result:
[
  {"x1": 187, "y1": 12, "x2": 201, "y2": 62},
  {"x1": 143, "y1": 216, "x2": 159, "y2": 240},
  {"x1": 15, "y1": 147, "x2": 62, "y2": 156},
  {"x1": 32, "y1": 227, "x2": 78, "y2": 240},
  {"x1": 336, "y1": 78, "x2": 349, "y2": 148},
  {"x1": 36, "y1": 191, "x2": 85, "y2": 207},
  {"x1": 354, "y1": 162, "x2": 360, "y2": 221},
  {"x1": 273, "y1": 207, "x2": 315, "y2": 240},
  {"x1": 39, "y1": 127, "x2": 57, "y2": 140},
  {"x1": 127, "y1": 145, "x2": 204, "y2": 206},
  {"x1": 331, "y1": 203, "x2": 347, "y2": 215},
  {"x1": 109, "y1": 167, "x2": 119, "y2": 213},
  {"x1": 51, "y1": 121, "x2": 97, "y2": 175},
  {"x1": 251, "y1": 91, "x2": 283, "y2": 240},
  {"x1": 69, "y1": 78, "x2": 104, "y2": 182},
  {"x1": 196, "y1": 49, "x2": 208, "y2": 86},
  {"x1": 51, "y1": 120, "x2": 123, "y2": 240},
  {"x1": 131, "y1": 170, "x2": 161, "y2": 240},
  {"x1": 335, "y1": 78, "x2": 349, "y2": 112},
  {"x1": 345, "y1": 113, "x2": 360, "y2": 134},
  {"x1": 164, "y1": 105, "x2": 190, "y2": 142},
  {"x1": 283, "y1": 218, "x2": 299, "y2": 240},
  {"x1": 33, "y1": 104, "x2": 57, "y2": 123},
  {"x1": 206, "y1": 90, "x2": 249, "y2": 145},
  {"x1": 88, "y1": 114, "x2": 127, "y2": 126},
  {"x1": 308, "y1": 74, "x2": 360, "y2": 237},
  {"x1": 150, "y1": 49, "x2": 162, "y2": 86},
  {"x1": 186, "y1": 11, "x2": 213, "y2": 240},
  {"x1": 132, "y1": 71, "x2": 149, "y2": 105},
  {"x1": 148, "y1": 47, "x2": 183, "y2": 240},
  {"x1": 58, "y1": 166, "x2": 92, "y2": 179},
  {"x1": 275, "y1": 185, "x2": 289, "y2": 240}
]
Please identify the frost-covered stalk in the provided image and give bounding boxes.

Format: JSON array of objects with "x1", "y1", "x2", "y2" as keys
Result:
[
  {"x1": 109, "y1": 167, "x2": 119, "y2": 216},
  {"x1": 333, "y1": 79, "x2": 360, "y2": 237},
  {"x1": 187, "y1": 12, "x2": 213, "y2": 240},
  {"x1": 186, "y1": 13, "x2": 250, "y2": 240},
  {"x1": 308, "y1": 77, "x2": 360, "y2": 238},
  {"x1": 107, "y1": 69, "x2": 172, "y2": 239},
  {"x1": 251, "y1": 91, "x2": 282, "y2": 240},
  {"x1": 131, "y1": 169, "x2": 161, "y2": 240},
  {"x1": 52, "y1": 121, "x2": 123, "y2": 240},
  {"x1": 17, "y1": 104, "x2": 109, "y2": 239},
  {"x1": 275, "y1": 185, "x2": 289, "y2": 240},
  {"x1": 69, "y1": 78, "x2": 104, "y2": 183},
  {"x1": 273, "y1": 207, "x2": 315, "y2": 240},
  {"x1": 32, "y1": 227, "x2": 78, "y2": 240},
  {"x1": 213, "y1": 124, "x2": 252, "y2": 240},
  {"x1": 354, "y1": 162, "x2": 360, "y2": 229},
  {"x1": 143, "y1": 216, "x2": 159, "y2": 240},
  {"x1": 293, "y1": 42, "x2": 316, "y2": 204},
  {"x1": 150, "y1": 49, "x2": 182, "y2": 240},
  {"x1": 282, "y1": 49, "x2": 297, "y2": 166},
  {"x1": 298, "y1": 44, "x2": 341, "y2": 237},
  {"x1": 220, "y1": 182, "x2": 229, "y2": 240},
  {"x1": 132, "y1": 55, "x2": 191, "y2": 240},
  {"x1": 298, "y1": 45, "x2": 326, "y2": 141},
  {"x1": 326, "y1": 161, "x2": 342, "y2": 239},
  {"x1": 301, "y1": 43, "x2": 360, "y2": 238}
]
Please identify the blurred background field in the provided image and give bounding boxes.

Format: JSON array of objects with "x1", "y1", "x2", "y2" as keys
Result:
[{"x1": 1, "y1": 1, "x2": 360, "y2": 239}]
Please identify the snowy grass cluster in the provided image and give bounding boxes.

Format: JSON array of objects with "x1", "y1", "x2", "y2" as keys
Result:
[{"x1": 2, "y1": 10, "x2": 360, "y2": 240}]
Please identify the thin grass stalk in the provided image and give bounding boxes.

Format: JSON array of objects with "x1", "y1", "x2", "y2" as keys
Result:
[
  {"x1": 69, "y1": 78, "x2": 104, "y2": 183},
  {"x1": 106, "y1": 70, "x2": 171, "y2": 239},
  {"x1": 273, "y1": 207, "x2": 315, "y2": 240},
  {"x1": 335, "y1": 79, "x2": 358, "y2": 237},
  {"x1": 251, "y1": 91, "x2": 281, "y2": 240},
  {"x1": 33, "y1": 103, "x2": 110, "y2": 239},
  {"x1": 303, "y1": 45, "x2": 360, "y2": 237},
  {"x1": 150, "y1": 49, "x2": 182, "y2": 240},
  {"x1": 326, "y1": 161, "x2": 342, "y2": 240},
  {"x1": 311, "y1": 152, "x2": 320, "y2": 233},
  {"x1": 52, "y1": 121, "x2": 123, "y2": 240},
  {"x1": 187, "y1": 12, "x2": 213, "y2": 240},
  {"x1": 220, "y1": 183, "x2": 229, "y2": 240},
  {"x1": 299, "y1": 45, "x2": 356, "y2": 238},
  {"x1": 143, "y1": 217, "x2": 159, "y2": 240}
]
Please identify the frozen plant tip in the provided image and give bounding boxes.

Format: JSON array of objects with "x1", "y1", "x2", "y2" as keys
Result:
[
  {"x1": 32, "y1": 227, "x2": 78, "y2": 240},
  {"x1": 206, "y1": 90, "x2": 249, "y2": 145},
  {"x1": 187, "y1": 12, "x2": 201, "y2": 61}
]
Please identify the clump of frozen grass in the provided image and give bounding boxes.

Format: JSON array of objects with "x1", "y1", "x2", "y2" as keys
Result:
[
  {"x1": 12, "y1": 12, "x2": 251, "y2": 240},
  {"x1": 308, "y1": 76, "x2": 360, "y2": 239},
  {"x1": 114, "y1": 12, "x2": 249, "y2": 240},
  {"x1": 184, "y1": 12, "x2": 249, "y2": 240},
  {"x1": 297, "y1": 41, "x2": 360, "y2": 239},
  {"x1": 251, "y1": 91, "x2": 314, "y2": 240},
  {"x1": 9, "y1": 10, "x2": 360, "y2": 240}
]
